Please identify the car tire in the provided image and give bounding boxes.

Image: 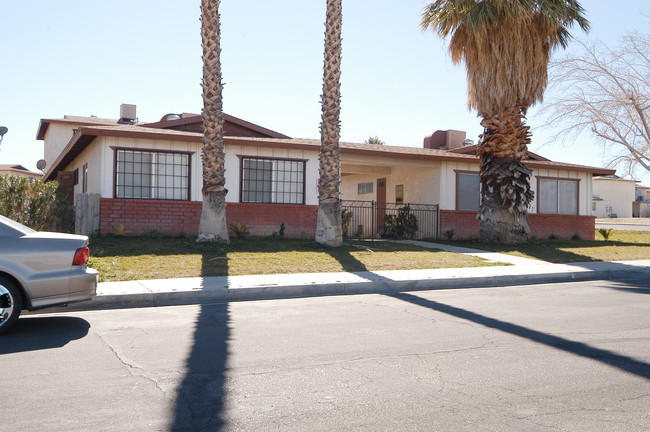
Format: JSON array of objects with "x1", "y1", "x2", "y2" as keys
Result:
[{"x1": 0, "y1": 277, "x2": 23, "y2": 335}]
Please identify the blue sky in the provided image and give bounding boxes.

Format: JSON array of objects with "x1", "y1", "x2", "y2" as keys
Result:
[{"x1": 1, "y1": 1, "x2": 648, "y2": 185}]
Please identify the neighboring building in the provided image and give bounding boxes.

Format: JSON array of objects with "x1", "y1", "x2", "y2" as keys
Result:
[
  {"x1": 38, "y1": 104, "x2": 614, "y2": 239},
  {"x1": 592, "y1": 175, "x2": 637, "y2": 218},
  {"x1": 634, "y1": 185, "x2": 650, "y2": 217},
  {"x1": 0, "y1": 164, "x2": 43, "y2": 182}
]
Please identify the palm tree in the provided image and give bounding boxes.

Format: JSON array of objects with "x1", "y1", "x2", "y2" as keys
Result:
[
  {"x1": 315, "y1": 0, "x2": 344, "y2": 246},
  {"x1": 421, "y1": 0, "x2": 588, "y2": 243},
  {"x1": 197, "y1": 0, "x2": 230, "y2": 243},
  {"x1": 365, "y1": 136, "x2": 385, "y2": 145}
]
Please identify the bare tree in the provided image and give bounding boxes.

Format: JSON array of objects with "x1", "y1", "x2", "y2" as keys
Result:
[{"x1": 542, "y1": 32, "x2": 650, "y2": 177}]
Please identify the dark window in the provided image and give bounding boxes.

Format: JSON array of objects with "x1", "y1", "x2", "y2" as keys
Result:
[
  {"x1": 539, "y1": 179, "x2": 578, "y2": 215},
  {"x1": 73, "y1": 168, "x2": 79, "y2": 186},
  {"x1": 457, "y1": 172, "x2": 480, "y2": 211},
  {"x1": 241, "y1": 156, "x2": 304, "y2": 204},
  {"x1": 115, "y1": 149, "x2": 189, "y2": 200},
  {"x1": 358, "y1": 182, "x2": 373, "y2": 195}
]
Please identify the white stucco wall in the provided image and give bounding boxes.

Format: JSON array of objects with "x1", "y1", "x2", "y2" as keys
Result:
[
  {"x1": 62, "y1": 136, "x2": 321, "y2": 204},
  {"x1": 592, "y1": 178, "x2": 636, "y2": 218},
  {"x1": 65, "y1": 141, "x2": 103, "y2": 196},
  {"x1": 43, "y1": 123, "x2": 79, "y2": 168}
]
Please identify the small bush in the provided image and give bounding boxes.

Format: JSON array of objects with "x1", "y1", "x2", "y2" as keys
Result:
[
  {"x1": 549, "y1": 233, "x2": 559, "y2": 240},
  {"x1": 380, "y1": 206, "x2": 418, "y2": 239},
  {"x1": 444, "y1": 229, "x2": 455, "y2": 240},
  {"x1": 229, "y1": 222, "x2": 250, "y2": 238},
  {"x1": 114, "y1": 224, "x2": 127, "y2": 236},
  {"x1": 571, "y1": 233, "x2": 582, "y2": 241},
  {"x1": 598, "y1": 228, "x2": 613, "y2": 241}
]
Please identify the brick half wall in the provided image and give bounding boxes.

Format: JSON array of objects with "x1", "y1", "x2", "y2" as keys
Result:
[
  {"x1": 440, "y1": 210, "x2": 595, "y2": 240},
  {"x1": 99, "y1": 199, "x2": 318, "y2": 238}
]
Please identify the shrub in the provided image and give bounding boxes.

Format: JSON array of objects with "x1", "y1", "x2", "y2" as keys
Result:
[
  {"x1": 444, "y1": 229, "x2": 455, "y2": 240},
  {"x1": 380, "y1": 206, "x2": 418, "y2": 239},
  {"x1": 341, "y1": 209, "x2": 352, "y2": 237},
  {"x1": 0, "y1": 174, "x2": 72, "y2": 232},
  {"x1": 549, "y1": 233, "x2": 559, "y2": 240},
  {"x1": 229, "y1": 222, "x2": 250, "y2": 238},
  {"x1": 571, "y1": 233, "x2": 582, "y2": 241},
  {"x1": 598, "y1": 228, "x2": 613, "y2": 241}
]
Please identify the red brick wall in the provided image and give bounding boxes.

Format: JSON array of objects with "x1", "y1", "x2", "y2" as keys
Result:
[
  {"x1": 528, "y1": 214, "x2": 595, "y2": 240},
  {"x1": 99, "y1": 199, "x2": 317, "y2": 238},
  {"x1": 100, "y1": 199, "x2": 202, "y2": 236},
  {"x1": 440, "y1": 210, "x2": 480, "y2": 239},
  {"x1": 440, "y1": 210, "x2": 595, "y2": 240},
  {"x1": 226, "y1": 203, "x2": 317, "y2": 239}
]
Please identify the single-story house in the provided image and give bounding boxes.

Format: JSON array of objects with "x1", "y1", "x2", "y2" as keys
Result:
[
  {"x1": 592, "y1": 175, "x2": 637, "y2": 218},
  {"x1": 0, "y1": 164, "x2": 43, "y2": 182},
  {"x1": 38, "y1": 104, "x2": 614, "y2": 240},
  {"x1": 634, "y1": 185, "x2": 650, "y2": 218}
]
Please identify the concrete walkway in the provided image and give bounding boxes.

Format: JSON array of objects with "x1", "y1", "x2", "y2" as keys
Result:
[{"x1": 54, "y1": 244, "x2": 650, "y2": 311}]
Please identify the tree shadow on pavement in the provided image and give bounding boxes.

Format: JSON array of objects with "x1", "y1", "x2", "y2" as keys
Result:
[
  {"x1": 387, "y1": 292, "x2": 650, "y2": 380},
  {"x1": 170, "y1": 247, "x2": 231, "y2": 431}
]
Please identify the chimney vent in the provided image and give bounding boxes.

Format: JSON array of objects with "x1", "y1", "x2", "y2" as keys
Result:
[{"x1": 119, "y1": 104, "x2": 137, "y2": 124}]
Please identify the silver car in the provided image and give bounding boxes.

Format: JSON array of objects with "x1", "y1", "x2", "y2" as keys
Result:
[{"x1": 0, "y1": 215, "x2": 98, "y2": 334}]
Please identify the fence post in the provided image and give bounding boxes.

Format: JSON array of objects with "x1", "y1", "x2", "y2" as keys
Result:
[{"x1": 371, "y1": 200, "x2": 375, "y2": 241}]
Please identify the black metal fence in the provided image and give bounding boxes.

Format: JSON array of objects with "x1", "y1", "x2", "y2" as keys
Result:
[{"x1": 341, "y1": 200, "x2": 439, "y2": 240}]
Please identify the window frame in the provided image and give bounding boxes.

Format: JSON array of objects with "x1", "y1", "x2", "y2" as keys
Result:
[
  {"x1": 112, "y1": 147, "x2": 193, "y2": 201},
  {"x1": 82, "y1": 162, "x2": 88, "y2": 193},
  {"x1": 455, "y1": 170, "x2": 481, "y2": 211},
  {"x1": 238, "y1": 155, "x2": 307, "y2": 205},
  {"x1": 358, "y1": 181, "x2": 374, "y2": 195},
  {"x1": 536, "y1": 176, "x2": 580, "y2": 215}
]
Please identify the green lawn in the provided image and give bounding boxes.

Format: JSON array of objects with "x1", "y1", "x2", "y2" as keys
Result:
[
  {"x1": 88, "y1": 236, "x2": 500, "y2": 282},
  {"x1": 439, "y1": 230, "x2": 650, "y2": 263},
  {"x1": 88, "y1": 230, "x2": 650, "y2": 282}
]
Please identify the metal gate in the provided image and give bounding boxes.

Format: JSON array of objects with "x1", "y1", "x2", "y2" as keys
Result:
[{"x1": 341, "y1": 200, "x2": 439, "y2": 240}]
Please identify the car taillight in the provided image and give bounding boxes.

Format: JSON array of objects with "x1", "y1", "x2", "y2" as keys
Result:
[{"x1": 73, "y1": 247, "x2": 90, "y2": 266}]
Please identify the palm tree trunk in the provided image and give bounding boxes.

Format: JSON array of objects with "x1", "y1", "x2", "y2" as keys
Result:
[
  {"x1": 315, "y1": 0, "x2": 343, "y2": 246},
  {"x1": 477, "y1": 106, "x2": 534, "y2": 243},
  {"x1": 197, "y1": 0, "x2": 230, "y2": 243}
]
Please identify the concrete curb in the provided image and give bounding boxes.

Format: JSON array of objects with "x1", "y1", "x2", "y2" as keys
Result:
[{"x1": 53, "y1": 261, "x2": 650, "y2": 312}]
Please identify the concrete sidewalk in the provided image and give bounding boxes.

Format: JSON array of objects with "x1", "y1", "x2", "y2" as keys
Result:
[{"x1": 57, "y1": 241, "x2": 650, "y2": 311}]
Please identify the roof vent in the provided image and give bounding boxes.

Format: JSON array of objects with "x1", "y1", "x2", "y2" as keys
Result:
[
  {"x1": 119, "y1": 104, "x2": 137, "y2": 124},
  {"x1": 462, "y1": 139, "x2": 474, "y2": 146}
]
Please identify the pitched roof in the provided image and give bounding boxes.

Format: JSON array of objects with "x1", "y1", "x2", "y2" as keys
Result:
[
  {"x1": 43, "y1": 122, "x2": 616, "y2": 181},
  {"x1": 0, "y1": 164, "x2": 42, "y2": 177},
  {"x1": 143, "y1": 113, "x2": 290, "y2": 139},
  {"x1": 36, "y1": 115, "x2": 125, "y2": 140}
]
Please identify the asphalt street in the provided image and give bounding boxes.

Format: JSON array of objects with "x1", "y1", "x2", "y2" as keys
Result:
[{"x1": 2, "y1": 279, "x2": 649, "y2": 431}]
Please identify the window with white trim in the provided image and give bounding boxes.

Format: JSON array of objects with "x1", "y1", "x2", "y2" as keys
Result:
[
  {"x1": 241, "y1": 156, "x2": 305, "y2": 204},
  {"x1": 539, "y1": 179, "x2": 578, "y2": 215},
  {"x1": 115, "y1": 149, "x2": 189, "y2": 200}
]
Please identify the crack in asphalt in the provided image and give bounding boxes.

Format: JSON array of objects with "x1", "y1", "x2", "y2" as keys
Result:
[{"x1": 94, "y1": 330, "x2": 173, "y2": 400}]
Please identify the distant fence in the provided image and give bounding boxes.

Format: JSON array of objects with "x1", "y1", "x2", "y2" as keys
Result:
[{"x1": 340, "y1": 200, "x2": 439, "y2": 240}]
